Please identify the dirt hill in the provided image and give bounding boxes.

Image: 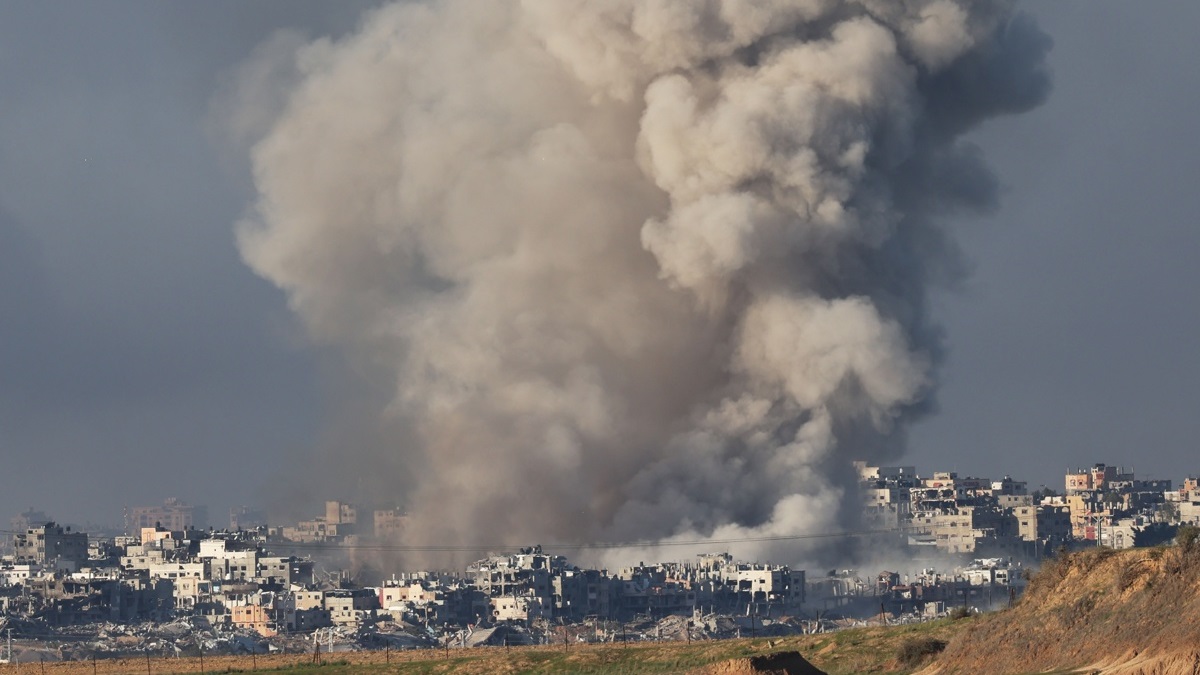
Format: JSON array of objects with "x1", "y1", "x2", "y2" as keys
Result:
[
  {"x1": 925, "y1": 543, "x2": 1200, "y2": 675},
  {"x1": 695, "y1": 651, "x2": 827, "y2": 675}
]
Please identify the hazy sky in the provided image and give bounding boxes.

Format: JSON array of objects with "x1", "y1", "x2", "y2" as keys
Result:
[
  {"x1": 0, "y1": 2, "x2": 1197, "y2": 527},
  {"x1": 906, "y1": 4, "x2": 1200, "y2": 490}
]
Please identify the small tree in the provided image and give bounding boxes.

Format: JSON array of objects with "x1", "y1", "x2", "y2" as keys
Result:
[
  {"x1": 1133, "y1": 522, "x2": 1178, "y2": 548},
  {"x1": 1160, "y1": 501, "x2": 1180, "y2": 524},
  {"x1": 1032, "y1": 487, "x2": 1060, "y2": 503},
  {"x1": 1177, "y1": 524, "x2": 1199, "y2": 551}
]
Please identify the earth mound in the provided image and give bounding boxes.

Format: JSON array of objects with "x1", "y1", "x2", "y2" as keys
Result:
[
  {"x1": 695, "y1": 650, "x2": 827, "y2": 675},
  {"x1": 924, "y1": 542, "x2": 1200, "y2": 674}
]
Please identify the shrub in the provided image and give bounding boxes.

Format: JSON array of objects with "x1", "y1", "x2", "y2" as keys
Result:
[
  {"x1": 1081, "y1": 546, "x2": 1118, "y2": 569},
  {"x1": 1177, "y1": 524, "x2": 1199, "y2": 550},
  {"x1": 1117, "y1": 558, "x2": 1147, "y2": 592},
  {"x1": 1071, "y1": 592, "x2": 1097, "y2": 616},
  {"x1": 897, "y1": 637, "x2": 948, "y2": 666},
  {"x1": 1165, "y1": 525, "x2": 1200, "y2": 575}
]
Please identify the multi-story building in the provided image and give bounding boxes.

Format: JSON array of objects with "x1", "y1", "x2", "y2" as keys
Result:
[
  {"x1": 552, "y1": 568, "x2": 614, "y2": 620},
  {"x1": 1179, "y1": 494, "x2": 1200, "y2": 525},
  {"x1": 280, "y1": 501, "x2": 358, "y2": 542},
  {"x1": 325, "y1": 501, "x2": 356, "y2": 528},
  {"x1": 910, "y1": 472, "x2": 991, "y2": 512},
  {"x1": 1180, "y1": 477, "x2": 1198, "y2": 500},
  {"x1": 129, "y1": 498, "x2": 208, "y2": 533},
  {"x1": 325, "y1": 588, "x2": 380, "y2": 626},
  {"x1": 991, "y1": 476, "x2": 1028, "y2": 496},
  {"x1": 256, "y1": 556, "x2": 314, "y2": 586},
  {"x1": 229, "y1": 506, "x2": 267, "y2": 530},
  {"x1": 1013, "y1": 504, "x2": 1071, "y2": 545},
  {"x1": 862, "y1": 487, "x2": 911, "y2": 528},
  {"x1": 0, "y1": 563, "x2": 40, "y2": 586},
  {"x1": 12, "y1": 523, "x2": 88, "y2": 569},
  {"x1": 231, "y1": 604, "x2": 276, "y2": 636},
  {"x1": 172, "y1": 576, "x2": 214, "y2": 613},
  {"x1": 199, "y1": 538, "x2": 259, "y2": 581},
  {"x1": 374, "y1": 508, "x2": 408, "y2": 540},
  {"x1": 925, "y1": 506, "x2": 1020, "y2": 554},
  {"x1": 490, "y1": 593, "x2": 549, "y2": 622},
  {"x1": 1065, "y1": 464, "x2": 1134, "y2": 495},
  {"x1": 1066, "y1": 493, "x2": 1105, "y2": 539},
  {"x1": 854, "y1": 462, "x2": 918, "y2": 485},
  {"x1": 470, "y1": 549, "x2": 558, "y2": 619}
]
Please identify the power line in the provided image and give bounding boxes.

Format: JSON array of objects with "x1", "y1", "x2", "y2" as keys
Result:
[
  {"x1": 198, "y1": 528, "x2": 915, "y2": 553},
  {"x1": 0, "y1": 527, "x2": 913, "y2": 554}
]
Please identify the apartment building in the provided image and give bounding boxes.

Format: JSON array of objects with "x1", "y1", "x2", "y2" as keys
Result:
[{"x1": 12, "y1": 523, "x2": 88, "y2": 570}]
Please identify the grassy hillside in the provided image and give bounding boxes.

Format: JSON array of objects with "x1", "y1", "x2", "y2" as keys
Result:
[{"x1": 926, "y1": 543, "x2": 1200, "y2": 675}]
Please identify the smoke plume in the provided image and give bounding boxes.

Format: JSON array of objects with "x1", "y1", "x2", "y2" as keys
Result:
[{"x1": 232, "y1": 0, "x2": 1050, "y2": 564}]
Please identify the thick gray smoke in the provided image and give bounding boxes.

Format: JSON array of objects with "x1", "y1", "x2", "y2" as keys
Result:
[{"x1": 232, "y1": 0, "x2": 1049, "y2": 564}]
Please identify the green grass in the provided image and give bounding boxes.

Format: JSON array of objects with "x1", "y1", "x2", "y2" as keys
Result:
[{"x1": 208, "y1": 619, "x2": 967, "y2": 675}]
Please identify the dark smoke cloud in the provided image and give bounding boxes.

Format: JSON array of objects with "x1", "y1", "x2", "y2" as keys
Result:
[{"x1": 230, "y1": 0, "x2": 1049, "y2": 565}]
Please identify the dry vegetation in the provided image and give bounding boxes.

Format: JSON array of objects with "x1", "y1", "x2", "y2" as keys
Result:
[
  {"x1": 925, "y1": 541, "x2": 1200, "y2": 675},
  {"x1": 3, "y1": 619, "x2": 967, "y2": 675},
  {"x1": 896, "y1": 637, "x2": 946, "y2": 668}
]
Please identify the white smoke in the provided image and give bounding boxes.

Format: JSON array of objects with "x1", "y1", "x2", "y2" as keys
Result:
[{"x1": 231, "y1": 0, "x2": 1049, "y2": 565}]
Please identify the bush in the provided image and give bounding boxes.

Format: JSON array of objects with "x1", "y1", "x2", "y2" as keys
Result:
[
  {"x1": 1165, "y1": 525, "x2": 1200, "y2": 575},
  {"x1": 1177, "y1": 524, "x2": 1199, "y2": 550},
  {"x1": 1117, "y1": 559, "x2": 1146, "y2": 592},
  {"x1": 897, "y1": 637, "x2": 948, "y2": 666}
]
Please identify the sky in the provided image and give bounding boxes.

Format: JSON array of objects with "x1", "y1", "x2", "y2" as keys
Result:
[
  {"x1": 0, "y1": 1, "x2": 1197, "y2": 528},
  {"x1": 906, "y1": 4, "x2": 1200, "y2": 490}
]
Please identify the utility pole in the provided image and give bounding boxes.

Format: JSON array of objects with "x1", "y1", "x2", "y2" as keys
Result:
[{"x1": 6, "y1": 628, "x2": 11, "y2": 664}]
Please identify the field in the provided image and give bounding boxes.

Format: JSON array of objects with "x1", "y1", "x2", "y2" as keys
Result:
[{"x1": 2, "y1": 618, "x2": 967, "y2": 675}]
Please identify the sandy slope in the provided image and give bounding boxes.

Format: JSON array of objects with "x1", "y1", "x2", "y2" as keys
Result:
[{"x1": 923, "y1": 545, "x2": 1200, "y2": 675}]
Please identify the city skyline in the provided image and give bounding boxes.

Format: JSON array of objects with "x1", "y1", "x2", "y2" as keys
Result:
[{"x1": 5, "y1": 456, "x2": 1186, "y2": 538}]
